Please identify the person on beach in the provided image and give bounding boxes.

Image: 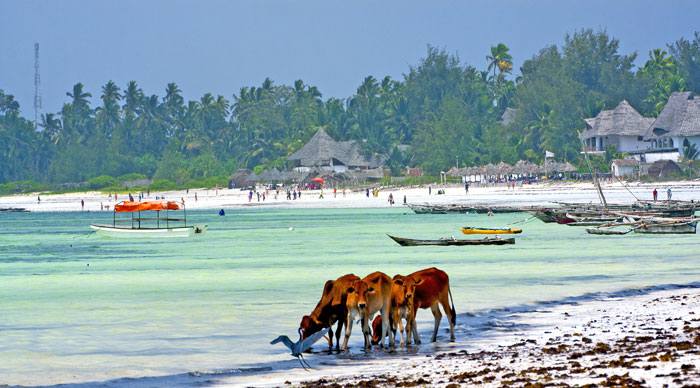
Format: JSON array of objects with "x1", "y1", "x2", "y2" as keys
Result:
[
  {"x1": 248, "y1": 190, "x2": 253, "y2": 202},
  {"x1": 81, "y1": 199, "x2": 84, "y2": 210},
  {"x1": 147, "y1": 189, "x2": 150, "y2": 197},
  {"x1": 100, "y1": 202, "x2": 103, "y2": 210},
  {"x1": 465, "y1": 182, "x2": 469, "y2": 194},
  {"x1": 653, "y1": 188, "x2": 658, "y2": 201},
  {"x1": 343, "y1": 189, "x2": 346, "y2": 197},
  {"x1": 37, "y1": 195, "x2": 40, "y2": 204},
  {"x1": 366, "y1": 188, "x2": 369, "y2": 197},
  {"x1": 219, "y1": 209, "x2": 225, "y2": 216},
  {"x1": 403, "y1": 195, "x2": 407, "y2": 204},
  {"x1": 667, "y1": 188, "x2": 672, "y2": 200},
  {"x1": 195, "y1": 192, "x2": 198, "y2": 202},
  {"x1": 388, "y1": 193, "x2": 394, "y2": 206},
  {"x1": 319, "y1": 190, "x2": 324, "y2": 199},
  {"x1": 129, "y1": 193, "x2": 134, "y2": 202},
  {"x1": 429, "y1": 186, "x2": 432, "y2": 195},
  {"x1": 334, "y1": 188, "x2": 337, "y2": 198},
  {"x1": 293, "y1": 191, "x2": 297, "y2": 200}
]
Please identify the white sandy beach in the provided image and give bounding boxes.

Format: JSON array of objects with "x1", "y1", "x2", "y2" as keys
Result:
[{"x1": 3, "y1": 179, "x2": 700, "y2": 213}]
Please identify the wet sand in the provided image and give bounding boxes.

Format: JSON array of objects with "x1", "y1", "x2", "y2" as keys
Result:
[{"x1": 226, "y1": 287, "x2": 700, "y2": 387}]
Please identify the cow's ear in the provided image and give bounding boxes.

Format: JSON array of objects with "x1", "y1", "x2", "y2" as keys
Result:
[
  {"x1": 368, "y1": 287, "x2": 375, "y2": 292},
  {"x1": 393, "y1": 279, "x2": 404, "y2": 286},
  {"x1": 324, "y1": 280, "x2": 334, "y2": 294},
  {"x1": 346, "y1": 286, "x2": 355, "y2": 294},
  {"x1": 414, "y1": 278, "x2": 423, "y2": 285}
]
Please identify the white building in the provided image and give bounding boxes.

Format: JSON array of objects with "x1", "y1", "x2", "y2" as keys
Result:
[
  {"x1": 582, "y1": 100, "x2": 654, "y2": 153},
  {"x1": 644, "y1": 92, "x2": 700, "y2": 159}
]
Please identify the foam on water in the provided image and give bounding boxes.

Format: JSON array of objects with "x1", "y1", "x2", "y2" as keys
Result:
[{"x1": 1, "y1": 207, "x2": 699, "y2": 386}]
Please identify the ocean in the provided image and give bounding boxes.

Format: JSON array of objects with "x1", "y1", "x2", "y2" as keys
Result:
[{"x1": 1, "y1": 207, "x2": 699, "y2": 386}]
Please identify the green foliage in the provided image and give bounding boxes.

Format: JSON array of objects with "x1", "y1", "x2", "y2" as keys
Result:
[
  {"x1": 0, "y1": 29, "x2": 698, "y2": 186},
  {"x1": 148, "y1": 179, "x2": 178, "y2": 191},
  {"x1": 88, "y1": 175, "x2": 118, "y2": 189},
  {"x1": 0, "y1": 180, "x2": 45, "y2": 195},
  {"x1": 117, "y1": 173, "x2": 148, "y2": 181}
]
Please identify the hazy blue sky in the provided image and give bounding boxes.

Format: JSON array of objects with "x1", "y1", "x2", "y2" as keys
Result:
[{"x1": 2, "y1": 0, "x2": 699, "y2": 117}]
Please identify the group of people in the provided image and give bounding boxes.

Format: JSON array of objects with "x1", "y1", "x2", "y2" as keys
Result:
[{"x1": 652, "y1": 188, "x2": 672, "y2": 201}]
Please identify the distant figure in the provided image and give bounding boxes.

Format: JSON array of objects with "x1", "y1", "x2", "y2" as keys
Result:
[
  {"x1": 37, "y1": 195, "x2": 40, "y2": 204},
  {"x1": 129, "y1": 193, "x2": 134, "y2": 202},
  {"x1": 298, "y1": 190, "x2": 301, "y2": 198},
  {"x1": 343, "y1": 189, "x2": 346, "y2": 197},
  {"x1": 366, "y1": 188, "x2": 369, "y2": 197},
  {"x1": 219, "y1": 209, "x2": 225, "y2": 216},
  {"x1": 262, "y1": 192, "x2": 266, "y2": 201},
  {"x1": 403, "y1": 195, "x2": 407, "y2": 205},
  {"x1": 465, "y1": 182, "x2": 469, "y2": 194},
  {"x1": 293, "y1": 191, "x2": 297, "y2": 200},
  {"x1": 181, "y1": 197, "x2": 185, "y2": 204},
  {"x1": 195, "y1": 192, "x2": 198, "y2": 202},
  {"x1": 334, "y1": 188, "x2": 337, "y2": 198},
  {"x1": 100, "y1": 202, "x2": 103, "y2": 210},
  {"x1": 287, "y1": 190, "x2": 291, "y2": 200},
  {"x1": 667, "y1": 188, "x2": 672, "y2": 200},
  {"x1": 388, "y1": 193, "x2": 394, "y2": 206},
  {"x1": 81, "y1": 199, "x2": 84, "y2": 210},
  {"x1": 429, "y1": 186, "x2": 432, "y2": 195},
  {"x1": 138, "y1": 194, "x2": 141, "y2": 201},
  {"x1": 249, "y1": 190, "x2": 253, "y2": 202},
  {"x1": 319, "y1": 190, "x2": 324, "y2": 199},
  {"x1": 653, "y1": 188, "x2": 658, "y2": 201},
  {"x1": 147, "y1": 189, "x2": 150, "y2": 197},
  {"x1": 257, "y1": 192, "x2": 260, "y2": 202}
]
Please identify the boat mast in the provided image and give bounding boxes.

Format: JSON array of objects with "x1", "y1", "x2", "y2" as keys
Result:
[{"x1": 578, "y1": 131, "x2": 607, "y2": 209}]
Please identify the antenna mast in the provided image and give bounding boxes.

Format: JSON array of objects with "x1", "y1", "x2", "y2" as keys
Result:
[{"x1": 34, "y1": 42, "x2": 42, "y2": 123}]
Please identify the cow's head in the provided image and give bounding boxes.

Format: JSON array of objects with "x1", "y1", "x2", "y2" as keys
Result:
[
  {"x1": 393, "y1": 275, "x2": 422, "y2": 309},
  {"x1": 300, "y1": 314, "x2": 325, "y2": 340},
  {"x1": 346, "y1": 280, "x2": 375, "y2": 313}
]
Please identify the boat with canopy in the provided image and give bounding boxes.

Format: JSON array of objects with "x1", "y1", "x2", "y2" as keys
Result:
[{"x1": 90, "y1": 200, "x2": 207, "y2": 238}]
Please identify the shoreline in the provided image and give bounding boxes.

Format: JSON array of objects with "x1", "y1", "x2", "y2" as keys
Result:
[
  {"x1": 3, "y1": 179, "x2": 700, "y2": 213},
  {"x1": 221, "y1": 285, "x2": 700, "y2": 388}
]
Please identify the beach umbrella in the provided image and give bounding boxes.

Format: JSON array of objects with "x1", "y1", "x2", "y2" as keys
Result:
[{"x1": 311, "y1": 177, "x2": 324, "y2": 184}]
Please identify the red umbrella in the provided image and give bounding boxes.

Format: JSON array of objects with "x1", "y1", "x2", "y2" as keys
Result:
[{"x1": 311, "y1": 177, "x2": 324, "y2": 184}]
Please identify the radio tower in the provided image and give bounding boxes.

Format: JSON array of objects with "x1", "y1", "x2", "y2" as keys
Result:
[{"x1": 34, "y1": 42, "x2": 42, "y2": 123}]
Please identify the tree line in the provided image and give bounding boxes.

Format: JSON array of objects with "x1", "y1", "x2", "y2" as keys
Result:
[{"x1": 1, "y1": 29, "x2": 699, "y2": 189}]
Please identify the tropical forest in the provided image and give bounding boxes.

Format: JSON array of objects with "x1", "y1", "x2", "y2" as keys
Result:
[{"x1": 2, "y1": 29, "x2": 700, "y2": 193}]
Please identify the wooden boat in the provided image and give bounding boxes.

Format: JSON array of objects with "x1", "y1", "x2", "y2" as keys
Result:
[
  {"x1": 586, "y1": 227, "x2": 633, "y2": 235},
  {"x1": 0, "y1": 207, "x2": 29, "y2": 213},
  {"x1": 633, "y1": 219, "x2": 698, "y2": 234},
  {"x1": 461, "y1": 226, "x2": 522, "y2": 234},
  {"x1": 387, "y1": 234, "x2": 515, "y2": 246},
  {"x1": 90, "y1": 200, "x2": 207, "y2": 238},
  {"x1": 407, "y1": 203, "x2": 524, "y2": 214}
]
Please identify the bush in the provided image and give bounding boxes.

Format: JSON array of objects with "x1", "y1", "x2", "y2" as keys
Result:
[
  {"x1": 148, "y1": 179, "x2": 179, "y2": 191},
  {"x1": 88, "y1": 175, "x2": 118, "y2": 189},
  {"x1": 117, "y1": 173, "x2": 148, "y2": 181}
]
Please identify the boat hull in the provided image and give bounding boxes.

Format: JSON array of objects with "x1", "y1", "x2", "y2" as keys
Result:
[
  {"x1": 90, "y1": 224, "x2": 207, "y2": 238},
  {"x1": 634, "y1": 220, "x2": 698, "y2": 234},
  {"x1": 461, "y1": 227, "x2": 522, "y2": 235},
  {"x1": 387, "y1": 234, "x2": 515, "y2": 246}
]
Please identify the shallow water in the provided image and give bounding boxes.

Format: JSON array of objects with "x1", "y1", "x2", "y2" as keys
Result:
[{"x1": 1, "y1": 207, "x2": 699, "y2": 386}]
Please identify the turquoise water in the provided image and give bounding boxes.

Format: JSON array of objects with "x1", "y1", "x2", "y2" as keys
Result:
[{"x1": 1, "y1": 207, "x2": 699, "y2": 386}]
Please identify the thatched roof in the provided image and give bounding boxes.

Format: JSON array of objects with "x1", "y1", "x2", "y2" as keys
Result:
[
  {"x1": 499, "y1": 107, "x2": 518, "y2": 126},
  {"x1": 612, "y1": 159, "x2": 639, "y2": 167},
  {"x1": 288, "y1": 129, "x2": 386, "y2": 168},
  {"x1": 647, "y1": 92, "x2": 700, "y2": 138},
  {"x1": 582, "y1": 100, "x2": 654, "y2": 138}
]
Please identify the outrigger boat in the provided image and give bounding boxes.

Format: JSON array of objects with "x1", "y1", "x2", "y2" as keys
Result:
[
  {"x1": 461, "y1": 226, "x2": 522, "y2": 234},
  {"x1": 387, "y1": 234, "x2": 515, "y2": 246},
  {"x1": 90, "y1": 200, "x2": 207, "y2": 238}
]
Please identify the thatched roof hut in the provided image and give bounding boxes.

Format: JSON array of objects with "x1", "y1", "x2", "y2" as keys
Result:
[
  {"x1": 288, "y1": 129, "x2": 386, "y2": 170},
  {"x1": 582, "y1": 100, "x2": 654, "y2": 138}
]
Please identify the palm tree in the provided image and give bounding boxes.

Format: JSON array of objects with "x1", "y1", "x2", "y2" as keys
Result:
[
  {"x1": 66, "y1": 83, "x2": 92, "y2": 113},
  {"x1": 486, "y1": 43, "x2": 513, "y2": 79}
]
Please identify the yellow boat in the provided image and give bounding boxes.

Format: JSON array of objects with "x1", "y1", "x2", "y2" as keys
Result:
[{"x1": 461, "y1": 226, "x2": 522, "y2": 235}]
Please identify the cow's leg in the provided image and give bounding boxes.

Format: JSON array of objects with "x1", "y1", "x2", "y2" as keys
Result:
[
  {"x1": 430, "y1": 304, "x2": 442, "y2": 342},
  {"x1": 396, "y1": 311, "x2": 406, "y2": 345},
  {"x1": 381, "y1": 305, "x2": 392, "y2": 347},
  {"x1": 410, "y1": 317, "x2": 421, "y2": 344},
  {"x1": 342, "y1": 313, "x2": 354, "y2": 351},
  {"x1": 327, "y1": 326, "x2": 334, "y2": 348},
  {"x1": 335, "y1": 319, "x2": 344, "y2": 350},
  {"x1": 439, "y1": 294, "x2": 456, "y2": 342},
  {"x1": 361, "y1": 314, "x2": 371, "y2": 349}
]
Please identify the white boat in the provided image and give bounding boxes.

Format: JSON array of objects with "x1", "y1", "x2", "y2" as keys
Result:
[
  {"x1": 90, "y1": 200, "x2": 206, "y2": 238},
  {"x1": 90, "y1": 224, "x2": 207, "y2": 238}
]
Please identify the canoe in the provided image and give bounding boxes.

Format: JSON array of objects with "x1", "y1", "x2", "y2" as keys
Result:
[
  {"x1": 586, "y1": 227, "x2": 633, "y2": 235},
  {"x1": 461, "y1": 227, "x2": 522, "y2": 235},
  {"x1": 633, "y1": 219, "x2": 698, "y2": 234},
  {"x1": 387, "y1": 234, "x2": 515, "y2": 246}
]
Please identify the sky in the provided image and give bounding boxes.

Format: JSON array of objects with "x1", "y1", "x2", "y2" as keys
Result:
[{"x1": 2, "y1": 0, "x2": 700, "y2": 119}]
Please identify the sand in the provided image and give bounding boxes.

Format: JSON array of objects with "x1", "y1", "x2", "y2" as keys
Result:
[{"x1": 3, "y1": 179, "x2": 700, "y2": 213}]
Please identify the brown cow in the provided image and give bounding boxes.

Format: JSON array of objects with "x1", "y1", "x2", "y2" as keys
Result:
[
  {"x1": 399, "y1": 267, "x2": 456, "y2": 344},
  {"x1": 300, "y1": 273, "x2": 360, "y2": 349},
  {"x1": 342, "y1": 271, "x2": 393, "y2": 350},
  {"x1": 370, "y1": 273, "x2": 415, "y2": 346}
]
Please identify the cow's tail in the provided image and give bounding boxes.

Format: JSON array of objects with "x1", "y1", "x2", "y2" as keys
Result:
[{"x1": 448, "y1": 287, "x2": 456, "y2": 326}]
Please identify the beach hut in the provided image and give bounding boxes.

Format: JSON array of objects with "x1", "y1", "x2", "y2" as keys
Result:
[
  {"x1": 647, "y1": 159, "x2": 681, "y2": 178},
  {"x1": 229, "y1": 168, "x2": 252, "y2": 189}
]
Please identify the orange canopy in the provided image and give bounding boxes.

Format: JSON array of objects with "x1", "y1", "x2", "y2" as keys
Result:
[
  {"x1": 115, "y1": 200, "x2": 180, "y2": 213},
  {"x1": 311, "y1": 177, "x2": 324, "y2": 183}
]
